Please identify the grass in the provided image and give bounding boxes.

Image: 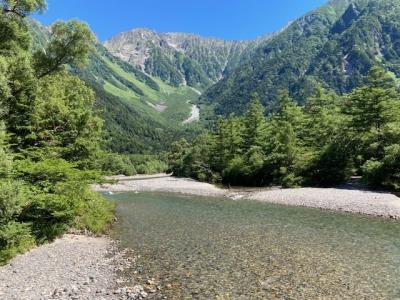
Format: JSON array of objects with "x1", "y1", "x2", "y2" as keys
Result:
[{"x1": 101, "y1": 55, "x2": 201, "y2": 126}]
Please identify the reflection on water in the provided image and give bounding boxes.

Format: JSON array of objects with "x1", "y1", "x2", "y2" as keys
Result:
[{"x1": 107, "y1": 192, "x2": 400, "y2": 299}]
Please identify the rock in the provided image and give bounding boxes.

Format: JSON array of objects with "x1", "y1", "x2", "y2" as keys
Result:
[
  {"x1": 52, "y1": 288, "x2": 62, "y2": 296},
  {"x1": 0, "y1": 234, "x2": 161, "y2": 300},
  {"x1": 146, "y1": 279, "x2": 156, "y2": 285}
]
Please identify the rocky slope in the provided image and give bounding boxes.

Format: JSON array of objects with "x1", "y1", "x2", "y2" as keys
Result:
[{"x1": 104, "y1": 29, "x2": 271, "y2": 89}]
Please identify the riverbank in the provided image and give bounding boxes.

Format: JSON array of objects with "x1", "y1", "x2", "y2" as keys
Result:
[
  {"x1": 0, "y1": 234, "x2": 151, "y2": 300},
  {"x1": 95, "y1": 175, "x2": 226, "y2": 197},
  {"x1": 93, "y1": 175, "x2": 400, "y2": 219}
]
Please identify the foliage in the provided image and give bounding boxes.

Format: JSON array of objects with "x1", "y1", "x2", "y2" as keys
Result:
[
  {"x1": 92, "y1": 153, "x2": 168, "y2": 176},
  {"x1": 0, "y1": 1, "x2": 114, "y2": 264},
  {"x1": 0, "y1": 0, "x2": 46, "y2": 17},
  {"x1": 128, "y1": 154, "x2": 168, "y2": 174},
  {"x1": 97, "y1": 153, "x2": 137, "y2": 176},
  {"x1": 0, "y1": 221, "x2": 35, "y2": 264},
  {"x1": 33, "y1": 20, "x2": 95, "y2": 78},
  {"x1": 32, "y1": 72, "x2": 103, "y2": 163},
  {"x1": 170, "y1": 66, "x2": 400, "y2": 190},
  {"x1": 13, "y1": 158, "x2": 113, "y2": 242}
]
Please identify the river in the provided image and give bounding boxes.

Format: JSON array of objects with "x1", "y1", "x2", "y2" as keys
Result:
[{"x1": 107, "y1": 192, "x2": 400, "y2": 299}]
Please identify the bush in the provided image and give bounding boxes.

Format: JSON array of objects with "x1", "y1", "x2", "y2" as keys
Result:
[
  {"x1": 98, "y1": 153, "x2": 168, "y2": 176},
  {"x1": 301, "y1": 143, "x2": 353, "y2": 187},
  {"x1": 0, "y1": 222, "x2": 35, "y2": 264},
  {"x1": 223, "y1": 156, "x2": 246, "y2": 185},
  {"x1": 14, "y1": 158, "x2": 114, "y2": 241},
  {"x1": 281, "y1": 172, "x2": 303, "y2": 188},
  {"x1": 98, "y1": 153, "x2": 137, "y2": 176},
  {"x1": 0, "y1": 180, "x2": 30, "y2": 223},
  {"x1": 74, "y1": 188, "x2": 115, "y2": 235},
  {"x1": 362, "y1": 144, "x2": 400, "y2": 190},
  {"x1": 128, "y1": 155, "x2": 168, "y2": 174}
]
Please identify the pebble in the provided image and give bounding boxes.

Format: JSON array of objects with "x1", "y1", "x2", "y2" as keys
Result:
[{"x1": 0, "y1": 234, "x2": 155, "y2": 299}]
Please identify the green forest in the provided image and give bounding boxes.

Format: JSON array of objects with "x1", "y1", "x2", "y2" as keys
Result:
[
  {"x1": 202, "y1": 0, "x2": 400, "y2": 116},
  {"x1": 0, "y1": 0, "x2": 116, "y2": 263},
  {"x1": 170, "y1": 67, "x2": 400, "y2": 190}
]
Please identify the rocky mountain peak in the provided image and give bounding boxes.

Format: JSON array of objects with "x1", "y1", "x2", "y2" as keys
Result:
[{"x1": 103, "y1": 28, "x2": 261, "y2": 88}]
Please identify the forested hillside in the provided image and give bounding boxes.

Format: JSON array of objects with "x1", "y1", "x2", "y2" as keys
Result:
[
  {"x1": 30, "y1": 22, "x2": 201, "y2": 154},
  {"x1": 26, "y1": 0, "x2": 400, "y2": 155},
  {"x1": 202, "y1": 0, "x2": 400, "y2": 115}
]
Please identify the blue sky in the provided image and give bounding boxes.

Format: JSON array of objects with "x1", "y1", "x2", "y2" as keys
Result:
[{"x1": 36, "y1": 0, "x2": 328, "y2": 41}]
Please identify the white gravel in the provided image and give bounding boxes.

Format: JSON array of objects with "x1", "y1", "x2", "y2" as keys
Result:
[
  {"x1": 247, "y1": 188, "x2": 400, "y2": 219},
  {"x1": 94, "y1": 176, "x2": 226, "y2": 197},
  {"x1": 94, "y1": 176, "x2": 400, "y2": 219},
  {"x1": 182, "y1": 104, "x2": 200, "y2": 124},
  {"x1": 0, "y1": 235, "x2": 148, "y2": 300}
]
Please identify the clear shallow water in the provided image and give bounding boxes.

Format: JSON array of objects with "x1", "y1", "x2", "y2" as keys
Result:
[{"x1": 107, "y1": 192, "x2": 400, "y2": 299}]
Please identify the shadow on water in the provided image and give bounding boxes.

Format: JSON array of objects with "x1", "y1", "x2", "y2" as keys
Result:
[{"x1": 107, "y1": 192, "x2": 400, "y2": 299}]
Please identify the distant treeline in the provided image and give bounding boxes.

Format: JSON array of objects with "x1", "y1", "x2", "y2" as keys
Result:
[{"x1": 169, "y1": 67, "x2": 400, "y2": 191}]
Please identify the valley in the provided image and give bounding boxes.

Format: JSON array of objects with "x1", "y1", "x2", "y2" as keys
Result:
[{"x1": 1, "y1": 0, "x2": 400, "y2": 299}]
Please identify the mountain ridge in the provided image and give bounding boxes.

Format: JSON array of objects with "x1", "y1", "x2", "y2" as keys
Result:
[
  {"x1": 103, "y1": 28, "x2": 273, "y2": 89},
  {"x1": 31, "y1": 0, "x2": 400, "y2": 151},
  {"x1": 201, "y1": 0, "x2": 400, "y2": 115}
]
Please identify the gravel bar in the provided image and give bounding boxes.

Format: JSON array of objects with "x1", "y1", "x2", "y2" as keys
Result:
[
  {"x1": 0, "y1": 234, "x2": 150, "y2": 300},
  {"x1": 247, "y1": 188, "x2": 400, "y2": 219},
  {"x1": 94, "y1": 176, "x2": 226, "y2": 197},
  {"x1": 93, "y1": 175, "x2": 400, "y2": 219}
]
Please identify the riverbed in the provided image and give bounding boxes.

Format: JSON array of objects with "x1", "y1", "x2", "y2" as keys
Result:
[
  {"x1": 108, "y1": 192, "x2": 400, "y2": 299},
  {"x1": 93, "y1": 176, "x2": 400, "y2": 218},
  {"x1": 182, "y1": 104, "x2": 200, "y2": 124}
]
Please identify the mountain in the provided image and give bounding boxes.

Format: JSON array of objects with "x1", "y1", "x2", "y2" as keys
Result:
[
  {"x1": 201, "y1": 0, "x2": 400, "y2": 115},
  {"x1": 104, "y1": 29, "x2": 272, "y2": 90},
  {"x1": 30, "y1": 21, "x2": 200, "y2": 154},
  {"x1": 73, "y1": 45, "x2": 201, "y2": 153},
  {"x1": 31, "y1": 0, "x2": 400, "y2": 152}
]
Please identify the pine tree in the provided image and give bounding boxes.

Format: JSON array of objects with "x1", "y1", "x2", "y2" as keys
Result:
[
  {"x1": 343, "y1": 66, "x2": 400, "y2": 162},
  {"x1": 215, "y1": 115, "x2": 244, "y2": 169},
  {"x1": 243, "y1": 94, "x2": 267, "y2": 150}
]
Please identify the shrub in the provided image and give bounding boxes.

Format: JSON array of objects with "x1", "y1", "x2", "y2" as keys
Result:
[
  {"x1": 302, "y1": 143, "x2": 353, "y2": 187},
  {"x1": 363, "y1": 144, "x2": 400, "y2": 190},
  {"x1": 98, "y1": 153, "x2": 137, "y2": 176},
  {"x1": 74, "y1": 188, "x2": 115, "y2": 235},
  {"x1": 129, "y1": 154, "x2": 168, "y2": 174},
  {"x1": 13, "y1": 158, "x2": 114, "y2": 241},
  {"x1": 0, "y1": 180, "x2": 30, "y2": 223},
  {"x1": 0, "y1": 222, "x2": 35, "y2": 264}
]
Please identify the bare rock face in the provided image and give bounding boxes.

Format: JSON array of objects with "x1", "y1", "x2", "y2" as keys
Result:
[
  {"x1": 104, "y1": 28, "x2": 161, "y2": 69},
  {"x1": 103, "y1": 28, "x2": 272, "y2": 88}
]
